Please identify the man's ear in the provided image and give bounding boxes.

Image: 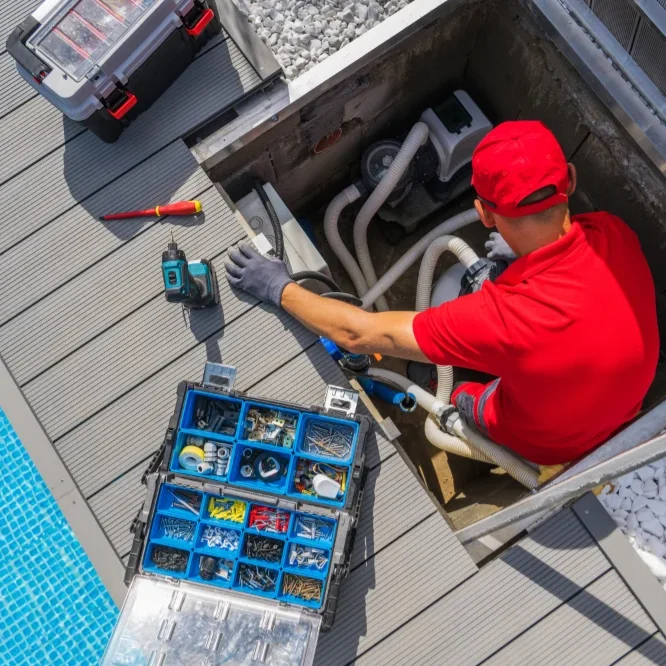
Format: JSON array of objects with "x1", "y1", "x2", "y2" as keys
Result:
[
  {"x1": 475, "y1": 199, "x2": 496, "y2": 229},
  {"x1": 567, "y1": 163, "x2": 577, "y2": 196}
]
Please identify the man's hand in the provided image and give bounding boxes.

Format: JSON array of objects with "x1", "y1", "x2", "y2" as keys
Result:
[
  {"x1": 485, "y1": 231, "x2": 517, "y2": 261},
  {"x1": 225, "y1": 242, "x2": 293, "y2": 308}
]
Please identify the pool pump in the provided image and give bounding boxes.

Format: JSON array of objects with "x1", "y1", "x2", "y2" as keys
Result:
[{"x1": 360, "y1": 90, "x2": 492, "y2": 235}]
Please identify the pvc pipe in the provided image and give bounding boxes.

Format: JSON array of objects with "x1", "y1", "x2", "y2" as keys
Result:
[
  {"x1": 425, "y1": 415, "x2": 494, "y2": 463},
  {"x1": 323, "y1": 184, "x2": 368, "y2": 297},
  {"x1": 361, "y1": 208, "x2": 479, "y2": 309},
  {"x1": 357, "y1": 376, "x2": 417, "y2": 413},
  {"x1": 366, "y1": 367, "x2": 446, "y2": 416},
  {"x1": 354, "y1": 122, "x2": 430, "y2": 311}
]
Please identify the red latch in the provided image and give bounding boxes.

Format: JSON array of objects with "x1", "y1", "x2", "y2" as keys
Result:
[
  {"x1": 107, "y1": 91, "x2": 138, "y2": 120},
  {"x1": 185, "y1": 8, "x2": 214, "y2": 37}
]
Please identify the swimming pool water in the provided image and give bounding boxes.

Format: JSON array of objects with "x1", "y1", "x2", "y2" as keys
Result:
[{"x1": 0, "y1": 407, "x2": 118, "y2": 665}]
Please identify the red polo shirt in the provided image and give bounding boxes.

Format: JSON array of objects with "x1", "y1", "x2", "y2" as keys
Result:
[{"x1": 413, "y1": 212, "x2": 659, "y2": 464}]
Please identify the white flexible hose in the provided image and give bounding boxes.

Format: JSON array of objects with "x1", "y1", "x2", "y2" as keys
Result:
[
  {"x1": 452, "y1": 417, "x2": 540, "y2": 489},
  {"x1": 361, "y1": 208, "x2": 479, "y2": 309},
  {"x1": 415, "y1": 235, "x2": 479, "y2": 312},
  {"x1": 354, "y1": 122, "x2": 431, "y2": 311},
  {"x1": 323, "y1": 184, "x2": 367, "y2": 296}
]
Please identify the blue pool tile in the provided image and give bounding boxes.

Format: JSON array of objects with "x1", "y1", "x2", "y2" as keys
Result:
[{"x1": 0, "y1": 408, "x2": 118, "y2": 665}]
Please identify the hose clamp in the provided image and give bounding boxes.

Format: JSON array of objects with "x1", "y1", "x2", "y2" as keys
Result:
[{"x1": 437, "y1": 405, "x2": 459, "y2": 434}]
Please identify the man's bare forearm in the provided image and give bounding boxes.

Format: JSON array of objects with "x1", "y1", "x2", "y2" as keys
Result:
[{"x1": 280, "y1": 283, "x2": 427, "y2": 361}]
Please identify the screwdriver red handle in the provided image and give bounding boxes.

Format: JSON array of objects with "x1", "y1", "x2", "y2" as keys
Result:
[{"x1": 100, "y1": 200, "x2": 202, "y2": 220}]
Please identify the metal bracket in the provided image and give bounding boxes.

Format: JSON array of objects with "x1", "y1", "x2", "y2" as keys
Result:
[
  {"x1": 202, "y1": 362, "x2": 237, "y2": 391},
  {"x1": 324, "y1": 386, "x2": 359, "y2": 417}
]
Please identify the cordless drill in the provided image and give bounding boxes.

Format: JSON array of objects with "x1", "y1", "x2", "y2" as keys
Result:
[{"x1": 161, "y1": 234, "x2": 218, "y2": 309}]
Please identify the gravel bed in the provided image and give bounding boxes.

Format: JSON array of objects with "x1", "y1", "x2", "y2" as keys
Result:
[
  {"x1": 599, "y1": 457, "x2": 666, "y2": 590},
  {"x1": 235, "y1": 0, "x2": 409, "y2": 78}
]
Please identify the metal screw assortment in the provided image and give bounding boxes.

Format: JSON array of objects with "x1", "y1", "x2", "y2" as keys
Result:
[
  {"x1": 151, "y1": 545, "x2": 188, "y2": 573},
  {"x1": 166, "y1": 488, "x2": 201, "y2": 516},
  {"x1": 249, "y1": 505, "x2": 290, "y2": 534},
  {"x1": 244, "y1": 407, "x2": 298, "y2": 448},
  {"x1": 160, "y1": 516, "x2": 195, "y2": 541},
  {"x1": 294, "y1": 515, "x2": 334, "y2": 541},
  {"x1": 282, "y1": 573, "x2": 322, "y2": 602},
  {"x1": 194, "y1": 396, "x2": 240, "y2": 435},
  {"x1": 238, "y1": 564, "x2": 278, "y2": 592},
  {"x1": 244, "y1": 534, "x2": 284, "y2": 563},
  {"x1": 208, "y1": 497, "x2": 246, "y2": 523},
  {"x1": 288, "y1": 544, "x2": 328, "y2": 570},
  {"x1": 294, "y1": 459, "x2": 347, "y2": 497},
  {"x1": 202, "y1": 525, "x2": 240, "y2": 552},
  {"x1": 303, "y1": 420, "x2": 354, "y2": 459},
  {"x1": 199, "y1": 555, "x2": 234, "y2": 582}
]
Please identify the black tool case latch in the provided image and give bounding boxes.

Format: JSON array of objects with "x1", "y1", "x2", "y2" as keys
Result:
[{"x1": 6, "y1": 16, "x2": 51, "y2": 84}]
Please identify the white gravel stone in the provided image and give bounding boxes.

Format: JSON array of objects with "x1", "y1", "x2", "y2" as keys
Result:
[
  {"x1": 604, "y1": 493, "x2": 622, "y2": 510},
  {"x1": 621, "y1": 498, "x2": 633, "y2": 511},
  {"x1": 633, "y1": 495, "x2": 650, "y2": 512},
  {"x1": 643, "y1": 519, "x2": 665, "y2": 539},
  {"x1": 618, "y1": 485, "x2": 636, "y2": 499},
  {"x1": 636, "y1": 508, "x2": 655, "y2": 523},
  {"x1": 630, "y1": 479, "x2": 644, "y2": 495},
  {"x1": 637, "y1": 467, "x2": 655, "y2": 482},
  {"x1": 647, "y1": 499, "x2": 666, "y2": 516}
]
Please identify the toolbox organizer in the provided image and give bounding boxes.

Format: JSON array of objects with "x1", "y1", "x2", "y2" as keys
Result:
[
  {"x1": 169, "y1": 389, "x2": 364, "y2": 508},
  {"x1": 142, "y1": 482, "x2": 340, "y2": 608}
]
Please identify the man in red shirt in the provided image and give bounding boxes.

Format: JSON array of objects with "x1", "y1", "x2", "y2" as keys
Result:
[{"x1": 226, "y1": 121, "x2": 659, "y2": 464}]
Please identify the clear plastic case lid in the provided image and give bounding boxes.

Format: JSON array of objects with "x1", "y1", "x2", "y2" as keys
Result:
[
  {"x1": 27, "y1": 0, "x2": 159, "y2": 81},
  {"x1": 100, "y1": 575, "x2": 322, "y2": 666}
]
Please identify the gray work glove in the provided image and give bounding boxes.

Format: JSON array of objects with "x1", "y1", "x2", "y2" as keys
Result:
[
  {"x1": 225, "y1": 242, "x2": 293, "y2": 308},
  {"x1": 485, "y1": 231, "x2": 517, "y2": 262}
]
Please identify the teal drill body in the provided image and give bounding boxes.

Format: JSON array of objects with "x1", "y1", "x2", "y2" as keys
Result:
[{"x1": 162, "y1": 239, "x2": 217, "y2": 308}]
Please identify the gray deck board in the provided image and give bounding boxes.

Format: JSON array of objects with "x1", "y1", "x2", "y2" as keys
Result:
[
  {"x1": 0, "y1": 39, "x2": 258, "y2": 255},
  {"x1": 353, "y1": 510, "x2": 612, "y2": 665},
  {"x1": 614, "y1": 633, "x2": 666, "y2": 664},
  {"x1": 0, "y1": 141, "x2": 206, "y2": 336},
  {"x1": 0, "y1": 53, "x2": 36, "y2": 119},
  {"x1": 485, "y1": 570, "x2": 657, "y2": 666}
]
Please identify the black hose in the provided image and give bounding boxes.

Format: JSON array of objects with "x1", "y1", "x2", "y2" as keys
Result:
[
  {"x1": 253, "y1": 181, "x2": 284, "y2": 260},
  {"x1": 291, "y1": 271, "x2": 341, "y2": 292},
  {"x1": 321, "y1": 292, "x2": 364, "y2": 306}
]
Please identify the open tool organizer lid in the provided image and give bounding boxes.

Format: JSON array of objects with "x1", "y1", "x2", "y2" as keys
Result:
[{"x1": 99, "y1": 573, "x2": 322, "y2": 666}]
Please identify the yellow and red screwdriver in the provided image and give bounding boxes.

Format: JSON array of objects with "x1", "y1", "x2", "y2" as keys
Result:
[{"x1": 99, "y1": 200, "x2": 202, "y2": 221}]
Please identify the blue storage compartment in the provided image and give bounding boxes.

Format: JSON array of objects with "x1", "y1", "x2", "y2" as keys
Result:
[
  {"x1": 188, "y1": 552, "x2": 236, "y2": 589},
  {"x1": 149, "y1": 513, "x2": 196, "y2": 546},
  {"x1": 179, "y1": 389, "x2": 243, "y2": 441},
  {"x1": 234, "y1": 562, "x2": 280, "y2": 599},
  {"x1": 156, "y1": 484, "x2": 203, "y2": 519},
  {"x1": 239, "y1": 401, "x2": 301, "y2": 450},
  {"x1": 279, "y1": 572, "x2": 325, "y2": 610},
  {"x1": 289, "y1": 513, "x2": 337, "y2": 546},
  {"x1": 228, "y1": 443, "x2": 291, "y2": 493},
  {"x1": 287, "y1": 456, "x2": 351, "y2": 507},
  {"x1": 245, "y1": 503, "x2": 291, "y2": 536},
  {"x1": 241, "y1": 533, "x2": 286, "y2": 567},
  {"x1": 283, "y1": 543, "x2": 331, "y2": 579},
  {"x1": 202, "y1": 494, "x2": 247, "y2": 527},
  {"x1": 143, "y1": 542, "x2": 190, "y2": 579},
  {"x1": 169, "y1": 431, "x2": 235, "y2": 481},
  {"x1": 296, "y1": 414, "x2": 359, "y2": 464},
  {"x1": 195, "y1": 522, "x2": 241, "y2": 556}
]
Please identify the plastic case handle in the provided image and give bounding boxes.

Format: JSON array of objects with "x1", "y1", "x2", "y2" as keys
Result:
[
  {"x1": 186, "y1": 8, "x2": 215, "y2": 37},
  {"x1": 107, "y1": 92, "x2": 138, "y2": 120}
]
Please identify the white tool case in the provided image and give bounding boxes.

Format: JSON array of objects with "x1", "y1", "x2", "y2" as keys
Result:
[
  {"x1": 102, "y1": 364, "x2": 371, "y2": 665},
  {"x1": 7, "y1": 0, "x2": 221, "y2": 142}
]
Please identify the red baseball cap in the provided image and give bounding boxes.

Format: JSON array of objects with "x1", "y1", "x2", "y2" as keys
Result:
[{"x1": 471, "y1": 121, "x2": 569, "y2": 218}]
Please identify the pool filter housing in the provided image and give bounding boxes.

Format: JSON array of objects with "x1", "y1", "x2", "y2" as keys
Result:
[{"x1": 7, "y1": 0, "x2": 221, "y2": 142}]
